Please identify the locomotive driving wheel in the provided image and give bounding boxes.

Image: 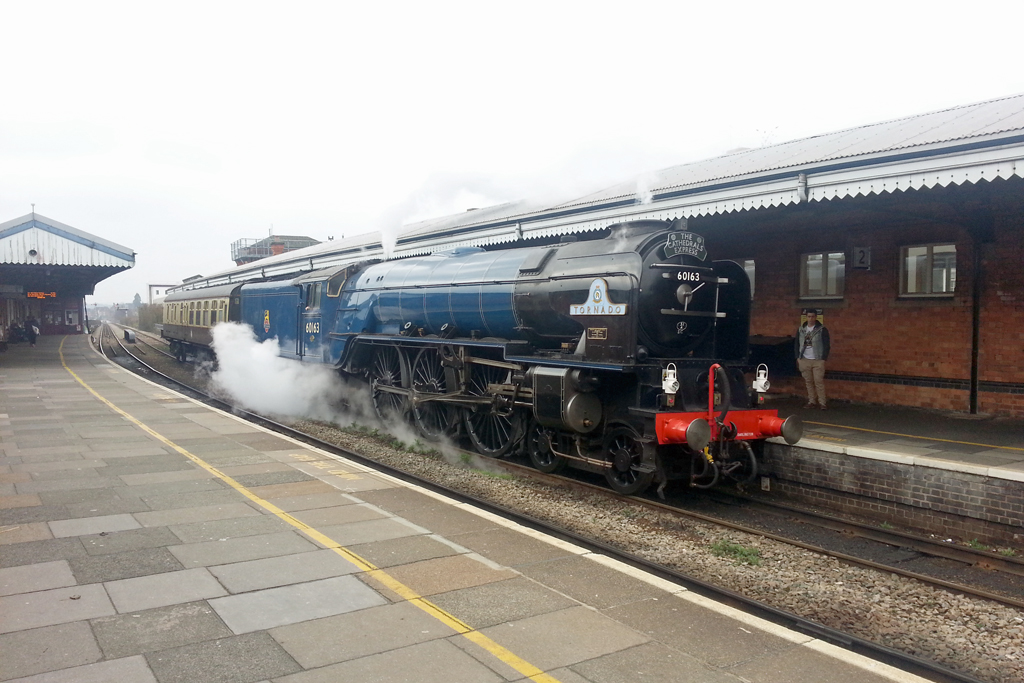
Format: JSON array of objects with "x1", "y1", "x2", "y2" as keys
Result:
[
  {"x1": 369, "y1": 345, "x2": 408, "y2": 422},
  {"x1": 462, "y1": 361, "x2": 522, "y2": 457},
  {"x1": 526, "y1": 420, "x2": 566, "y2": 473},
  {"x1": 411, "y1": 347, "x2": 456, "y2": 441},
  {"x1": 603, "y1": 425, "x2": 655, "y2": 495}
]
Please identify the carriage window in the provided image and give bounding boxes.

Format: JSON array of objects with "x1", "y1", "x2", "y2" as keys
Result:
[
  {"x1": 189, "y1": 303, "x2": 195, "y2": 325},
  {"x1": 800, "y1": 251, "x2": 845, "y2": 299},
  {"x1": 901, "y1": 244, "x2": 956, "y2": 296}
]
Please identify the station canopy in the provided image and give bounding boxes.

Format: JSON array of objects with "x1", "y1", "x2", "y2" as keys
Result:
[
  {"x1": 174, "y1": 92, "x2": 1024, "y2": 292},
  {"x1": 0, "y1": 213, "x2": 135, "y2": 296}
]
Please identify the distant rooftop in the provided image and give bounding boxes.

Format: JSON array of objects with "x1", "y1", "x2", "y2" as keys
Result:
[{"x1": 231, "y1": 235, "x2": 320, "y2": 265}]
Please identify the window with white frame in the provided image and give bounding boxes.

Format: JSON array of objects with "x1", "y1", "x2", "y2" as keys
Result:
[
  {"x1": 901, "y1": 244, "x2": 956, "y2": 296},
  {"x1": 800, "y1": 251, "x2": 845, "y2": 298}
]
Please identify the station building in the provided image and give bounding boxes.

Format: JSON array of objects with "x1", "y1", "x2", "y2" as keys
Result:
[
  {"x1": 0, "y1": 213, "x2": 135, "y2": 341},
  {"x1": 171, "y1": 94, "x2": 1024, "y2": 418}
]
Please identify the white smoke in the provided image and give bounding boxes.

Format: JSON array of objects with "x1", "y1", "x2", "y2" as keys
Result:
[
  {"x1": 209, "y1": 322, "x2": 354, "y2": 422},
  {"x1": 207, "y1": 322, "x2": 466, "y2": 463},
  {"x1": 635, "y1": 171, "x2": 658, "y2": 205}
]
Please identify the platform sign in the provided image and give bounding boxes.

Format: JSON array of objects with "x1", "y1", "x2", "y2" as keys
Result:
[
  {"x1": 852, "y1": 247, "x2": 871, "y2": 270},
  {"x1": 27, "y1": 291, "x2": 57, "y2": 299}
]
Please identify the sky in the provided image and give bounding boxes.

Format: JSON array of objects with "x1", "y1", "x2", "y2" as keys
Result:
[{"x1": 2, "y1": 1, "x2": 1022, "y2": 305}]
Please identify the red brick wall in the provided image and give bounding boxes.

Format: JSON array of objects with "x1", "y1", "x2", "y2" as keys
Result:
[
  {"x1": 706, "y1": 181, "x2": 1024, "y2": 417},
  {"x1": 977, "y1": 202, "x2": 1024, "y2": 416}
]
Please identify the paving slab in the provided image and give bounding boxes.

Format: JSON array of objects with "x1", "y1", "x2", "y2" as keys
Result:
[
  {"x1": 168, "y1": 531, "x2": 319, "y2": 567},
  {"x1": 0, "y1": 522, "x2": 52, "y2": 545},
  {"x1": 0, "y1": 537, "x2": 89, "y2": 569},
  {"x1": 36, "y1": 488, "x2": 122, "y2": 506},
  {"x1": 0, "y1": 583, "x2": 115, "y2": 634},
  {"x1": 0, "y1": 560, "x2": 76, "y2": 596},
  {"x1": 729, "y1": 640, "x2": 898, "y2": 683},
  {"x1": 80, "y1": 527, "x2": 181, "y2": 556},
  {"x1": 277, "y1": 638, "x2": 504, "y2": 683},
  {"x1": 1, "y1": 505, "x2": 69, "y2": 525},
  {"x1": 14, "y1": 478, "x2": 116, "y2": 495},
  {"x1": 315, "y1": 516, "x2": 427, "y2": 546},
  {"x1": 209, "y1": 575, "x2": 387, "y2": 633},
  {"x1": 167, "y1": 514, "x2": 293, "y2": 544},
  {"x1": 269, "y1": 601, "x2": 456, "y2": 669},
  {"x1": 105, "y1": 567, "x2": 228, "y2": 613},
  {"x1": 49, "y1": 513, "x2": 142, "y2": 538},
  {"x1": 432, "y1": 528, "x2": 581, "y2": 569},
  {"x1": 345, "y1": 533, "x2": 463, "y2": 569},
  {"x1": 0, "y1": 494, "x2": 42, "y2": 509},
  {"x1": 569, "y1": 641, "x2": 735, "y2": 683},
  {"x1": 0, "y1": 621, "x2": 102, "y2": 681},
  {"x1": 133, "y1": 502, "x2": 261, "y2": 528},
  {"x1": 244, "y1": 480, "x2": 337, "y2": 499},
  {"x1": 68, "y1": 547, "x2": 185, "y2": 584},
  {"x1": 429, "y1": 576, "x2": 579, "y2": 629},
  {"x1": 198, "y1": 453, "x2": 278, "y2": 467},
  {"x1": 227, "y1": 471, "x2": 314, "y2": 488},
  {"x1": 144, "y1": 632, "x2": 299, "y2": 683},
  {"x1": 141, "y1": 489, "x2": 248, "y2": 511},
  {"x1": 91, "y1": 601, "x2": 234, "y2": 659},
  {"x1": 517, "y1": 554, "x2": 672, "y2": 610},
  {"x1": 603, "y1": 594, "x2": 802, "y2": 668},
  {"x1": 215, "y1": 462, "x2": 296, "y2": 476},
  {"x1": 371, "y1": 553, "x2": 518, "y2": 598},
  {"x1": 265, "y1": 492, "x2": 358, "y2": 512},
  {"x1": 119, "y1": 479, "x2": 227, "y2": 499},
  {"x1": 12, "y1": 459, "x2": 106, "y2": 473},
  {"x1": 2, "y1": 655, "x2": 157, "y2": 683},
  {"x1": 63, "y1": 496, "x2": 151, "y2": 518},
  {"x1": 116, "y1": 469, "x2": 212, "y2": 486},
  {"x1": 477, "y1": 605, "x2": 649, "y2": 672},
  {"x1": 208, "y1": 548, "x2": 360, "y2": 593},
  {"x1": 288, "y1": 503, "x2": 386, "y2": 527}
]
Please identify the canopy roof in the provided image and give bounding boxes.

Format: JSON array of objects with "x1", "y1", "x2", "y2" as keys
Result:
[{"x1": 174, "y1": 93, "x2": 1024, "y2": 292}]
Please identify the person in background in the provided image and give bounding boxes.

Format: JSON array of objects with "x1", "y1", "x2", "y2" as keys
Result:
[
  {"x1": 795, "y1": 309, "x2": 830, "y2": 409},
  {"x1": 26, "y1": 318, "x2": 39, "y2": 347}
]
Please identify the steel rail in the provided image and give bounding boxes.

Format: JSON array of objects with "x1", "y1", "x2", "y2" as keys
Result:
[
  {"x1": 93, "y1": 330, "x2": 991, "y2": 683},
  {"x1": 709, "y1": 492, "x2": 1024, "y2": 577}
]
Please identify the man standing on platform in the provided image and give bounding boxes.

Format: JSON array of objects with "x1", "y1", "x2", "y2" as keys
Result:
[{"x1": 796, "y1": 309, "x2": 830, "y2": 409}]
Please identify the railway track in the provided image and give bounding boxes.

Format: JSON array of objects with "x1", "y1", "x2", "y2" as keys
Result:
[{"x1": 90, "y1": 324, "x2": 1020, "y2": 683}]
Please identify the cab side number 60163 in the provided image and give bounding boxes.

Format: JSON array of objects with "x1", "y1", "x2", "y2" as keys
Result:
[{"x1": 305, "y1": 321, "x2": 320, "y2": 334}]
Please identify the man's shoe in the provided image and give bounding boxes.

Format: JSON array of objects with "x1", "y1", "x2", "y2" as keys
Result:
[
  {"x1": 803, "y1": 403, "x2": 815, "y2": 409},
  {"x1": 819, "y1": 404, "x2": 827, "y2": 410}
]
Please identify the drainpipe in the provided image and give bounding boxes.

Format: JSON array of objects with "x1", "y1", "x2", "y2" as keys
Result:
[
  {"x1": 969, "y1": 207, "x2": 994, "y2": 415},
  {"x1": 970, "y1": 239, "x2": 981, "y2": 414}
]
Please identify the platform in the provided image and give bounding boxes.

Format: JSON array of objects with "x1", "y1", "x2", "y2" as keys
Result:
[
  {"x1": 2, "y1": 335, "x2": 933, "y2": 683},
  {"x1": 771, "y1": 397, "x2": 1024, "y2": 480}
]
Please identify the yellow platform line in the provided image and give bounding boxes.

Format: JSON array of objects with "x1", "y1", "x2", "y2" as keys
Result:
[
  {"x1": 805, "y1": 420, "x2": 1024, "y2": 452},
  {"x1": 62, "y1": 338, "x2": 561, "y2": 683}
]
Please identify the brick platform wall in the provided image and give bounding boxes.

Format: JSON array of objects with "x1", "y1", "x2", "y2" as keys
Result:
[{"x1": 762, "y1": 443, "x2": 1024, "y2": 544}]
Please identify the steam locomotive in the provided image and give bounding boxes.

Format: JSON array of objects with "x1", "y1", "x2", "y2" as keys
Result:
[{"x1": 163, "y1": 219, "x2": 802, "y2": 495}]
